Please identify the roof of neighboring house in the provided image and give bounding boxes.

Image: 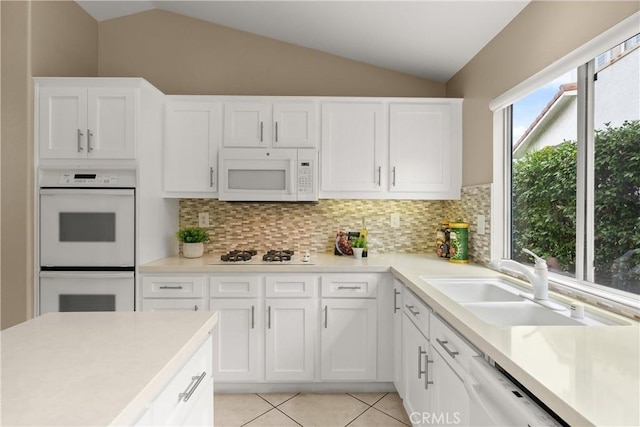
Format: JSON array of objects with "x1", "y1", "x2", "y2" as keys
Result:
[{"x1": 513, "y1": 82, "x2": 577, "y2": 156}]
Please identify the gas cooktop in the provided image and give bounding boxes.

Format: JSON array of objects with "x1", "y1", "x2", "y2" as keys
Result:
[{"x1": 210, "y1": 249, "x2": 313, "y2": 265}]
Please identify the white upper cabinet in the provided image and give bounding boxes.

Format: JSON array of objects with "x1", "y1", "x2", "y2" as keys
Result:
[
  {"x1": 389, "y1": 102, "x2": 462, "y2": 198},
  {"x1": 38, "y1": 86, "x2": 136, "y2": 159},
  {"x1": 320, "y1": 99, "x2": 462, "y2": 200},
  {"x1": 223, "y1": 101, "x2": 317, "y2": 148},
  {"x1": 164, "y1": 100, "x2": 221, "y2": 196},
  {"x1": 320, "y1": 103, "x2": 386, "y2": 194}
]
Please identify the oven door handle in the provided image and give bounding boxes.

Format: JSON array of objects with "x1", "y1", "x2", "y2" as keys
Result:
[
  {"x1": 39, "y1": 189, "x2": 134, "y2": 196},
  {"x1": 39, "y1": 271, "x2": 134, "y2": 280}
]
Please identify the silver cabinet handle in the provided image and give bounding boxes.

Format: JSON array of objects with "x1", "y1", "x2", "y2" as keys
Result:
[
  {"x1": 394, "y1": 289, "x2": 401, "y2": 313},
  {"x1": 77, "y1": 129, "x2": 84, "y2": 152},
  {"x1": 260, "y1": 121, "x2": 264, "y2": 142},
  {"x1": 194, "y1": 305, "x2": 199, "y2": 311},
  {"x1": 337, "y1": 285, "x2": 362, "y2": 290},
  {"x1": 251, "y1": 305, "x2": 255, "y2": 329},
  {"x1": 324, "y1": 305, "x2": 328, "y2": 328},
  {"x1": 267, "y1": 306, "x2": 271, "y2": 329},
  {"x1": 406, "y1": 304, "x2": 420, "y2": 316},
  {"x1": 275, "y1": 122, "x2": 278, "y2": 143},
  {"x1": 425, "y1": 356, "x2": 434, "y2": 389},
  {"x1": 436, "y1": 338, "x2": 459, "y2": 359},
  {"x1": 178, "y1": 371, "x2": 206, "y2": 402},
  {"x1": 159, "y1": 285, "x2": 184, "y2": 290},
  {"x1": 392, "y1": 166, "x2": 396, "y2": 187},
  {"x1": 210, "y1": 167, "x2": 215, "y2": 188},
  {"x1": 377, "y1": 166, "x2": 381, "y2": 186},
  {"x1": 418, "y1": 345, "x2": 427, "y2": 379},
  {"x1": 87, "y1": 129, "x2": 93, "y2": 152}
]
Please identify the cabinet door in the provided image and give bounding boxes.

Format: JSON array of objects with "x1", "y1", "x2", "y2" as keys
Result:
[
  {"x1": 431, "y1": 347, "x2": 470, "y2": 426},
  {"x1": 265, "y1": 299, "x2": 316, "y2": 381},
  {"x1": 87, "y1": 87, "x2": 136, "y2": 159},
  {"x1": 389, "y1": 103, "x2": 459, "y2": 194},
  {"x1": 223, "y1": 102, "x2": 271, "y2": 147},
  {"x1": 321, "y1": 103, "x2": 386, "y2": 193},
  {"x1": 210, "y1": 299, "x2": 263, "y2": 382},
  {"x1": 402, "y1": 313, "x2": 433, "y2": 419},
  {"x1": 321, "y1": 298, "x2": 377, "y2": 380},
  {"x1": 164, "y1": 101, "x2": 221, "y2": 194},
  {"x1": 393, "y1": 280, "x2": 404, "y2": 398},
  {"x1": 38, "y1": 86, "x2": 88, "y2": 159},
  {"x1": 272, "y1": 102, "x2": 317, "y2": 148}
]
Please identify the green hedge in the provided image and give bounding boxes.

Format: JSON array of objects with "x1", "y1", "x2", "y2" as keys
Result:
[{"x1": 512, "y1": 120, "x2": 640, "y2": 294}]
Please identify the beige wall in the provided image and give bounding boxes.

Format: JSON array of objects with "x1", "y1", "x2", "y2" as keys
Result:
[
  {"x1": 0, "y1": 1, "x2": 97, "y2": 330},
  {"x1": 98, "y1": 9, "x2": 445, "y2": 97},
  {"x1": 447, "y1": 1, "x2": 640, "y2": 186}
]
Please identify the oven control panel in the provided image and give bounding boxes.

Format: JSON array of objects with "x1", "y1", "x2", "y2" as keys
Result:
[{"x1": 59, "y1": 173, "x2": 119, "y2": 185}]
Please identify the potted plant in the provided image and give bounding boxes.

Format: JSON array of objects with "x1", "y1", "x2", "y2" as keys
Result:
[
  {"x1": 350, "y1": 235, "x2": 367, "y2": 259},
  {"x1": 176, "y1": 227, "x2": 210, "y2": 258}
]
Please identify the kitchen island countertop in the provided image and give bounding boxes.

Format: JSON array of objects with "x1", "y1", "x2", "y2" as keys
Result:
[
  {"x1": 0, "y1": 311, "x2": 217, "y2": 426},
  {"x1": 141, "y1": 253, "x2": 640, "y2": 426}
]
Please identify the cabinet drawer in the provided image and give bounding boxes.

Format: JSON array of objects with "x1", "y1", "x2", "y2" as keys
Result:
[
  {"x1": 210, "y1": 276, "x2": 261, "y2": 297},
  {"x1": 266, "y1": 276, "x2": 317, "y2": 298},
  {"x1": 321, "y1": 274, "x2": 378, "y2": 298},
  {"x1": 142, "y1": 276, "x2": 204, "y2": 298},
  {"x1": 152, "y1": 335, "x2": 213, "y2": 425},
  {"x1": 142, "y1": 298, "x2": 206, "y2": 312},
  {"x1": 403, "y1": 288, "x2": 430, "y2": 338},
  {"x1": 430, "y1": 313, "x2": 479, "y2": 376}
]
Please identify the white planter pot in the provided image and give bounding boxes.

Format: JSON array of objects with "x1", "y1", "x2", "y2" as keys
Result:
[
  {"x1": 352, "y1": 248, "x2": 364, "y2": 259},
  {"x1": 182, "y1": 242, "x2": 204, "y2": 258}
]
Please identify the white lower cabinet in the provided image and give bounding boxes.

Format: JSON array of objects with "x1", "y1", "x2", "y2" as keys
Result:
[
  {"x1": 320, "y1": 274, "x2": 379, "y2": 381},
  {"x1": 393, "y1": 279, "x2": 404, "y2": 398},
  {"x1": 136, "y1": 334, "x2": 214, "y2": 426},
  {"x1": 141, "y1": 275, "x2": 206, "y2": 312},
  {"x1": 402, "y1": 310, "x2": 433, "y2": 424},
  {"x1": 210, "y1": 298, "x2": 263, "y2": 382},
  {"x1": 265, "y1": 298, "x2": 316, "y2": 381}
]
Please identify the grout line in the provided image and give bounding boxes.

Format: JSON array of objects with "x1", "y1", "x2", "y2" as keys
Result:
[
  {"x1": 370, "y1": 406, "x2": 411, "y2": 426},
  {"x1": 255, "y1": 393, "x2": 277, "y2": 408},
  {"x1": 274, "y1": 392, "x2": 299, "y2": 408},
  {"x1": 275, "y1": 407, "x2": 304, "y2": 427},
  {"x1": 344, "y1": 406, "x2": 372, "y2": 427}
]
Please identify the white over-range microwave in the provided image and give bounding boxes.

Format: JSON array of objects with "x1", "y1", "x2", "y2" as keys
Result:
[{"x1": 219, "y1": 148, "x2": 318, "y2": 202}]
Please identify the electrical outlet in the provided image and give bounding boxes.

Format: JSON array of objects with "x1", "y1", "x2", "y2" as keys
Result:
[
  {"x1": 390, "y1": 213, "x2": 400, "y2": 228},
  {"x1": 477, "y1": 214, "x2": 486, "y2": 235},
  {"x1": 198, "y1": 212, "x2": 210, "y2": 227}
]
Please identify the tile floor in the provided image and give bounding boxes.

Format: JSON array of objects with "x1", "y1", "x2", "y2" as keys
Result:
[{"x1": 214, "y1": 392, "x2": 412, "y2": 427}]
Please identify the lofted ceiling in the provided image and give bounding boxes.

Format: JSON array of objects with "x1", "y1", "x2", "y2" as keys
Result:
[{"x1": 76, "y1": 0, "x2": 530, "y2": 82}]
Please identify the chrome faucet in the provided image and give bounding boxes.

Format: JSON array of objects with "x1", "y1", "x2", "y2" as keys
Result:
[{"x1": 490, "y1": 249, "x2": 565, "y2": 310}]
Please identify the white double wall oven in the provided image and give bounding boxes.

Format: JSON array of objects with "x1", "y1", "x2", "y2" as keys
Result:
[{"x1": 38, "y1": 169, "x2": 136, "y2": 314}]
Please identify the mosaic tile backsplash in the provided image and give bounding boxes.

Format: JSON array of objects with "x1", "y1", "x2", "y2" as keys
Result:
[{"x1": 179, "y1": 184, "x2": 492, "y2": 262}]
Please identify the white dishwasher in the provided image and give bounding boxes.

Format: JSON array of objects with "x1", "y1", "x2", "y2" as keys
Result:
[{"x1": 430, "y1": 313, "x2": 565, "y2": 427}]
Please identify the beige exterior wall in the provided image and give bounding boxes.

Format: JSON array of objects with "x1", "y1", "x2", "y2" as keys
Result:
[
  {"x1": 446, "y1": 1, "x2": 639, "y2": 186},
  {"x1": 97, "y1": 9, "x2": 445, "y2": 97},
  {"x1": 0, "y1": 1, "x2": 97, "y2": 330}
]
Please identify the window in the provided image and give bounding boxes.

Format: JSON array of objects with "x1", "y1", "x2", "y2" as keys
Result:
[{"x1": 502, "y1": 32, "x2": 640, "y2": 305}]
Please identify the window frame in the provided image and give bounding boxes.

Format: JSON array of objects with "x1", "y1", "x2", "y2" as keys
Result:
[{"x1": 490, "y1": 12, "x2": 640, "y2": 312}]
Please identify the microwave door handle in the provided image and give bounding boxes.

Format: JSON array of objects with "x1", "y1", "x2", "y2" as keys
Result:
[
  {"x1": 290, "y1": 159, "x2": 296, "y2": 195},
  {"x1": 39, "y1": 271, "x2": 134, "y2": 280}
]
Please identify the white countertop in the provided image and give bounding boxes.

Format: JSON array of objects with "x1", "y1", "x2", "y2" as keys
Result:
[
  {"x1": 0, "y1": 311, "x2": 218, "y2": 426},
  {"x1": 141, "y1": 253, "x2": 640, "y2": 426}
]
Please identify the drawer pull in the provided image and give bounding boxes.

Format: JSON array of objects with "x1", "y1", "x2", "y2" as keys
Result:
[
  {"x1": 406, "y1": 304, "x2": 420, "y2": 316},
  {"x1": 178, "y1": 371, "x2": 206, "y2": 402},
  {"x1": 418, "y1": 345, "x2": 427, "y2": 379},
  {"x1": 436, "y1": 338, "x2": 459, "y2": 359},
  {"x1": 337, "y1": 285, "x2": 362, "y2": 290},
  {"x1": 159, "y1": 285, "x2": 184, "y2": 290},
  {"x1": 393, "y1": 289, "x2": 401, "y2": 313}
]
